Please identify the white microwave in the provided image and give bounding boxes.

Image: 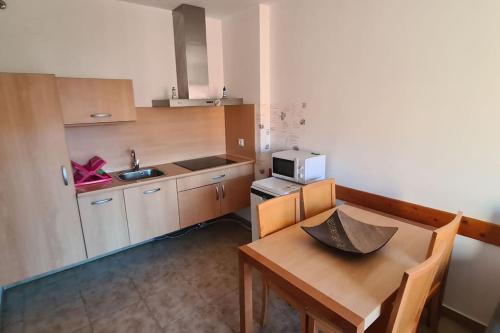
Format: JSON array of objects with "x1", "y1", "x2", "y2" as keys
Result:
[{"x1": 272, "y1": 150, "x2": 326, "y2": 184}]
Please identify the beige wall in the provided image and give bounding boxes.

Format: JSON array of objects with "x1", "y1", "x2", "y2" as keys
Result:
[
  {"x1": 0, "y1": 0, "x2": 224, "y2": 106},
  {"x1": 267, "y1": 0, "x2": 500, "y2": 324}
]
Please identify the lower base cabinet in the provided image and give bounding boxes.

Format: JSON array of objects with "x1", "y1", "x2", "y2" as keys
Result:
[
  {"x1": 178, "y1": 183, "x2": 221, "y2": 228},
  {"x1": 77, "y1": 165, "x2": 252, "y2": 261},
  {"x1": 124, "y1": 179, "x2": 180, "y2": 244},
  {"x1": 220, "y1": 175, "x2": 254, "y2": 215},
  {"x1": 178, "y1": 175, "x2": 253, "y2": 228},
  {"x1": 77, "y1": 190, "x2": 130, "y2": 258}
]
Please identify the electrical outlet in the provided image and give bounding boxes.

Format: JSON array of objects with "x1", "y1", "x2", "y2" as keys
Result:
[{"x1": 238, "y1": 138, "x2": 245, "y2": 147}]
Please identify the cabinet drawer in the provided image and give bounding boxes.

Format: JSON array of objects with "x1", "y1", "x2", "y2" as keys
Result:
[
  {"x1": 77, "y1": 190, "x2": 130, "y2": 258},
  {"x1": 177, "y1": 163, "x2": 253, "y2": 192},
  {"x1": 124, "y1": 179, "x2": 180, "y2": 244}
]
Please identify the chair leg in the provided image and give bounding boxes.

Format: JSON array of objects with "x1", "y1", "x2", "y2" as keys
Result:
[
  {"x1": 309, "y1": 317, "x2": 319, "y2": 333},
  {"x1": 300, "y1": 311, "x2": 308, "y2": 333},
  {"x1": 429, "y1": 293, "x2": 441, "y2": 333},
  {"x1": 260, "y1": 280, "x2": 269, "y2": 327}
]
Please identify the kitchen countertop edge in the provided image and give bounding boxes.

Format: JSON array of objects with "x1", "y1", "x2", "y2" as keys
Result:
[{"x1": 75, "y1": 154, "x2": 255, "y2": 198}]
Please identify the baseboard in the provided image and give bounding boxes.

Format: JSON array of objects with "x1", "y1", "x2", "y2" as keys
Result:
[
  {"x1": 441, "y1": 305, "x2": 487, "y2": 333},
  {"x1": 0, "y1": 286, "x2": 4, "y2": 329},
  {"x1": 225, "y1": 212, "x2": 251, "y2": 228}
]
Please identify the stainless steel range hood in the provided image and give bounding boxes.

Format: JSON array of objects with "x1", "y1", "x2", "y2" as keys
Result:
[{"x1": 152, "y1": 4, "x2": 243, "y2": 108}]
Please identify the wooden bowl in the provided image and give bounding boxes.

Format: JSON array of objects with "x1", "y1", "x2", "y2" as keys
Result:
[{"x1": 302, "y1": 209, "x2": 398, "y2": 254}]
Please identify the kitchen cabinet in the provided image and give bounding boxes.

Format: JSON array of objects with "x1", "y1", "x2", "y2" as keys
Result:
[
  {"x1": 78, "y1": 190, "x2": 130, "y2": 258},
  {"x1": 0, "y1": 73, "x2": 87, "y2": 286},
  {"x1": 220, "y1": 175, "x2": 254, "y2": 215},
  {"x1": 57, "y1": 77, "x2": 136, "y2": 125},
  {"x1": 178, "y1": 184, "x2": 221, "y2": 228},
  {"x1": 177, "y1": 171, "x2": 254, "y2": 228},
  {"x1": 124, "y1": 179, "x2": 180, "y2": 244}
]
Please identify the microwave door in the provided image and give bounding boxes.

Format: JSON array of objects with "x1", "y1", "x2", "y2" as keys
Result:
[{"x1": 272, "y1": 157, "x2": 296, "y2": 181}]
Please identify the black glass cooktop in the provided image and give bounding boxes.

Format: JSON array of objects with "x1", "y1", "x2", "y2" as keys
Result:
[{"x1": 174, "y1": 156, "x2": 236, "y2": 171}]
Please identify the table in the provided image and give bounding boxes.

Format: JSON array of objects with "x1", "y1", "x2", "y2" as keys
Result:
[{"x1": 239, "y1": 204, "x2": 433, "y2": 333}]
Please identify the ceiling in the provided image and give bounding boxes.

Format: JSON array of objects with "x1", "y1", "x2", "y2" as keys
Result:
[{"x1": 119, "y1": 0, "x2": 273, "y2": 19}]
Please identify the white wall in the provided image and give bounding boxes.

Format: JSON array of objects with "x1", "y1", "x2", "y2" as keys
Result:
[
  {"x1": 0, "y1": 0, "x2": 224, "y2": 106},
  {"x1": 267, "y1": 0, "x2": 500, "y2": 324},
  {"x1": 222, "y1": 6, "x2": 260, "y2": 108},
  {"x1": 222, "y1": 4, "x2": 272, "y2": 180}
]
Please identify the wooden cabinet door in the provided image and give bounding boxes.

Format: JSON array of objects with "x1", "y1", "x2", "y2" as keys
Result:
[
  {"x1": 220, "y1": 175, "x2": 254, "y2": 215},
  {"x1": 57, "y1": 78, "x2": 136, "y2": 125},
  {"x1": 78, "y1": 190, "x2": 130, "y2": 258},
  {"x1": 124, "y1": 179, "x2": 180, "y2": 244},
  {"x1": 0, "y1": 73, "x2": 87, "y2": 285},
  {"x1": 178, "y1": 184, "x2": 221, "y2": 228}
]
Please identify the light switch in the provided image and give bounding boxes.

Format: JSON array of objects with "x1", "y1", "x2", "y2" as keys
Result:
[{"x1": 238, "y1": 138, "x2": 245, "y2": 147}]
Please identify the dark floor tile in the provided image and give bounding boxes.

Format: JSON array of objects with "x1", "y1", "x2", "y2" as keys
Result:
[
  {"x1": 92, "y1": 301, "x2": 162, "y2": 333},
  {"x1": 261, "y1": 299, "x2": 301, "y2": 333},
  {"x1": 114, "y1": 243, "x2": 163, "y2": 271},
  {"x1": 82, "y1": 277, "x2": 140, "y2": 321},
  {"x1": 1, "y1": 321, "x2": 23, "y2": 333},
  {"x1": 24, "y1": 282, "x2": 82, "y2": 321},
  {"x1": 161, "y1": 303, "x2": 234, "y2": 333},
  {"x1": 144, "y1": 278, "x2": 206, "y2": 328},
  {"x1": 22, "y1": 268, "x2": 78, "y2": 296},
  {"x1": 130, "y1": 263, "x2": 185, "y2": 297},
  {"x1": 209, "y1": 286, "x2": 255, "y2": 332},
  {"x1": 184, "y1": 262, "x2": 239, "y2": 304},
  {"x1": 79, "y1": 269, "x2": 131, "y2": 296},
  {"x1": 23, "y1": 300, "x2": 90, "y2": 333},
  {"x1": 72, "y1": 326, "x2": 93, "y2": 333},
  {"x1": 77, "y1": 259, "x2": 128, "y2": 288}
]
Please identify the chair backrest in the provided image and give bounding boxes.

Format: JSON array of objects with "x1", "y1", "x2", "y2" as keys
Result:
[
  {"x1": 386, "y1": 247, "x2": 446, "y2": 333},
  {"x1": 302, "y1": 179, "x2": 336, "y2": 219},
  {"x1": 425, "y1": 212, "x2": 463, "y2": 290},
  {"x1": 257, "y1": 192, "x2": 300, "y2": 238}
]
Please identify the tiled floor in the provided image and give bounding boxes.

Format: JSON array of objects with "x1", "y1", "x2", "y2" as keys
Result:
[{"x1": 1, "y1": 218, "x2": 475, "y2": 333}]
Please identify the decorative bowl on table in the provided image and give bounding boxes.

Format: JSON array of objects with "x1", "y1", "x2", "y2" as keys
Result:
[{"x1": 301, "y1": 209, "x2": 398, "y2": 254}]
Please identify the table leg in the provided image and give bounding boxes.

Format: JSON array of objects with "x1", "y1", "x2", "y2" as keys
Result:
[{"x1": 240, "y1": 254, "x2": 253, "y2": 333}]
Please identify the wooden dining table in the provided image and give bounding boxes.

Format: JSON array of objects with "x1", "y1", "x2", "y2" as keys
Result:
[{"x1": 238, "y1": 204, "x2": 433, "y2": 333}]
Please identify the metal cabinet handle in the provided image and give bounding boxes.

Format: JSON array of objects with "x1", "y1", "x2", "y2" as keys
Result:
[
  {"x1": 212, "y1": 174, "x2": 225, "y2": 180},
  {"x1": 221, "y1": 184, "x2": 226, "y2": 199},
  {"x1": 61, "y1": 165, "x2": 69, "y2": 186},
  {"x1": 143, "y1": 188, "x2": 161, "y2": 195},
  {"x1": 91, "y1": 198, "x2": 113, "y2": 205},
  {"x1": 91, "y1": 113, "x2": 112, "y2": 118},
  {"x1": 215, "y1": 186, "x2": 220, "y2": 201}
]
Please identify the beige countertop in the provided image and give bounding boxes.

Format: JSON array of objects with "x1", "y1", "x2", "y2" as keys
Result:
[{"x1": 75, "y1": 154, "x2": 255, "y2": 197}]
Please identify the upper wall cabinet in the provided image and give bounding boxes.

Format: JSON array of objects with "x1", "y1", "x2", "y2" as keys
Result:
[{"x1": 57, "y1": 78, "x2": 136, "y2": 125}]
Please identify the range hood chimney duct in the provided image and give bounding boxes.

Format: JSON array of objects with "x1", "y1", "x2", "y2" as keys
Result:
[
  {"x1": 173, "y1": 4, "x2": 209, "y2": 99},
  {"x1": 152, "y1": 4, "x2": 243, "y2": 108}
]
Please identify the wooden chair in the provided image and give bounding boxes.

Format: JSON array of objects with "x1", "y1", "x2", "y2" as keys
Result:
[
  {"x1": 256, "y1": 193, "x2": 305, "y2": 330},
  {"x1": 425, "y1": 212, "x2": 463, "y2": 333},
  {"x1": 309, "y1": 246, "x2": 446, "y2": 333},
  {"x1": 302, "y1": 178, "x2": 336, "y2": 219},
  {"x1": 257, "y1": 192, "x2": 301, "y2": 238}
]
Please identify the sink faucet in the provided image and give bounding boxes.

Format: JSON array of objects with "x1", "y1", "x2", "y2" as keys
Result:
[{"x1": 130, "y1": 150, "x2": 140, "y2": 171}]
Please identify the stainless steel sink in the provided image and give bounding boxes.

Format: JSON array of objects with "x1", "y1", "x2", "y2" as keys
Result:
[{"x1": 117, "y1": 168, "x2": 165, "y2": 181}]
